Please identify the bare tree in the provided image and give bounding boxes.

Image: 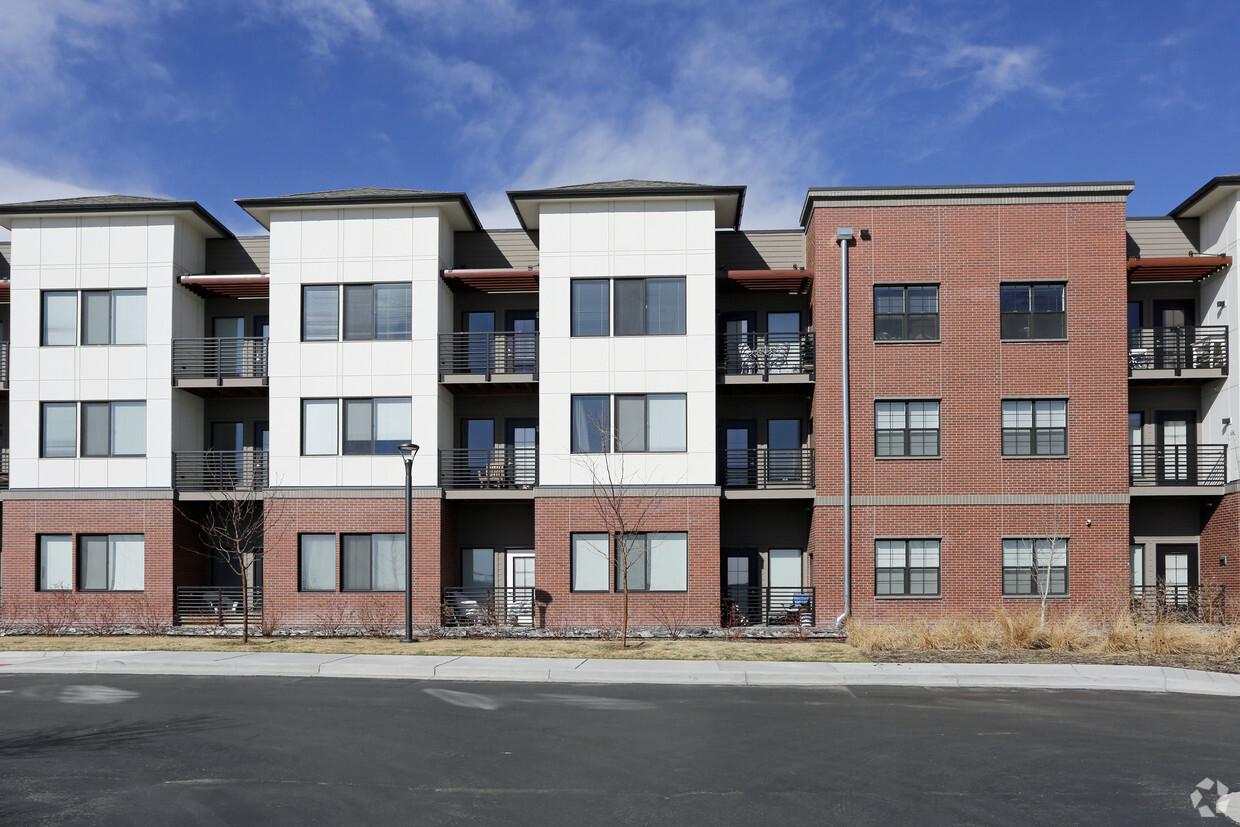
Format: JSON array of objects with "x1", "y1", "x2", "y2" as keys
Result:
[
  {"x1": 1018, "y1": 498, "x2": 1069, "y2": 627},
  {"x1": 179, "y1": 486, "x2": 286, "y2": 643}
]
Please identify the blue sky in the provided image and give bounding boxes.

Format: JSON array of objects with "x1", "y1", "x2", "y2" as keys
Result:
[{"x1": 0, "y1": 0, "x2": 1236, "y2": 240}]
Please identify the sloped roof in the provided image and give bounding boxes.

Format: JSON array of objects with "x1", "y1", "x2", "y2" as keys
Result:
[
  {"x1": 1169, "y1": 175, "x2": 1240, "y2": 218},
  {"x1": 235, "y1": 187, "x2": 480, "y2": 231},
  {"x1": 506, "y1": 180, "x2": 746, "y2": 231},
  {"x1": 0, "y1": 194, "x2": 232, "y2": 238}
]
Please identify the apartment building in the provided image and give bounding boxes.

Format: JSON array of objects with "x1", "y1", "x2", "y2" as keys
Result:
[{"x1": 0, "y1": 175, "x2": 1233, "y2": 631}]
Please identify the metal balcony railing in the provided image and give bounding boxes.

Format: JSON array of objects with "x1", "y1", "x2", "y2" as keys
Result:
[
  {"x1": 1129, "y1": 445, "x2": 1227, "y2": 487},
  {"x1": 719, "y1": 447, "x2": 814, "y2": 489},
  {"x1": 440, "y1": 448, "x2": 538, "y2": 490},
  {"x1": 172, "y1": 337, "x2": 269, "y2": 384},
  {"x1": 1128, "y1": 326, "x2": 1228, "y2": 374},
  {"x1": 1131, "y1": 584, "x2": 1226, "y2": 623},
  {"x1": 441, "y1": 587, "x2": 536, "y2": 626},
  {"x1": 175, "y1": 586, "x2": 263, "y2": 626},
  {"x1": 0, "y1": 448, "x2": 8, "y2": 489},
  {"x1": 719, "y1": 332, "x2": 815, "y2": 379},
  {"x1": 174, "y1": 450, "x2": 269, "y2": 492},
  {"x1": 722, "y1": 586, "x2": 815, "y2": 627},
  {"x1": 0, "y1": 341, "x2": 8, "y2": 389},
  {"x1": 439, "y1": 332, "x2": 539, "y2": 379}
]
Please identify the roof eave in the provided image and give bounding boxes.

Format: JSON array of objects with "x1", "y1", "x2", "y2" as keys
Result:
[
  {"x1": 506, "y1": 185, "x2": 746, "y2": 231},
  {"x1": 1169, "y1": 176, "x2": 1240, "y2": 218},
  {"x1": 234, "y1": 193, "x2": 482, "y2": 232},
  {"x1": 0, "y1": 200, "x2": 233, "y2": 239}
]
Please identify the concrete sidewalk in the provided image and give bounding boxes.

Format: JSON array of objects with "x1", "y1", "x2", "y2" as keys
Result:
[{"x1": 1, "y1": 650, "x2": 1239, "y2": 696}]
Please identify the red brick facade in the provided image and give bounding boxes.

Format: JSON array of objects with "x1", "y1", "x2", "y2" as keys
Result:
[{"x1": 1201, "y1": 492, "x2": 1240, "y2": 617}]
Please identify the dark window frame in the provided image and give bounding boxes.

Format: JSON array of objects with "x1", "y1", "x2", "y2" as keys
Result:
[
  {"x1": 613, "y1": 393, "x2": 687, "y2": 453},
  {"x1": 41, "y1": 401, "x2": 78, "y2": 458},
  {"x1": 875, "y1": 400, "x2": 940, "y2": 457},
  {"x1": 302, "y1": 283, "x2": 412, "y2": 342},
  {"x1": 81, "y1": 400, "x2": 147, "y2": 458},
  {"x1": 613, "y1": 531, "x2": 689, "y2": 593},
  {"x1": 341, "y1": 397, "x2": 412, "y2": 456},
  {"x1": 298, "y1": 533, "x2": 337, "y2": 592},
  {"x1": 570, "y1": 279, "x2": 610, "y2": 337},
  {"x1": 875, "y1": 538, "x2": 941, "y2": 597},
  {"x1": 1002, "y1": 399, "x2": 1068, "y2": 456},
  {"x1": 77, "y1": 533, "x2": 145, "y2": 592},
  {"x1": 570, "y1": 395, "x2": 610, "y2": 453},
  {"x1": 1002, "y1": 538, "x2": 1069, "y2": 596},
  {"x1": 570, "y1": 532, "x2": 611, "y2": 593},
  {"x1": 37, "y1": 533, "x2": 74, "y2": 592},
  {"x1": 340, "y1": 533, "x2": 406, "y2": 592},
  {"x1": 614, "y1": 277, "x2": 687, "y2": 336},
  {"x1": 874, "y1": 284, "x2": 940, "y2": 342},
  {"x1": 1000, "y1": 282, "x2": 1066, "y2": 341}
]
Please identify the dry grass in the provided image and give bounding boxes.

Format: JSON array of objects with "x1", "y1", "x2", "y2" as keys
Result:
[{"x1": 0, "y1": 635, "x2": 866, "y2": 663}]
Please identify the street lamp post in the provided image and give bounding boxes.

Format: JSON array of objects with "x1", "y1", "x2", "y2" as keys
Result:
[{"x1": 398, "y1": 443, "x2": 420, "y2": 643}]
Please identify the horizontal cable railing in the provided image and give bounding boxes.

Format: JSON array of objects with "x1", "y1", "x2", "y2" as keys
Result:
[
  {"x1": 719, "y1": 448, "x2": 814, "y2": 489},
  {"x1": 719, "y1": 332, "x2": 815, "y2": 378},
  {"x1": 442, "y1": 587, "x2": 536, "y2": 626},
  {"x1": 0, "y1": 341, "x2": 8, "y2": 389},
  {"x1": 440, "y1": 448, "x2": 538, "y2": 489},
  {"x1": 175, "y1": 586, "x2": 263, "y2": 626},
  {"x1": 722, "y1": 586, "x2": 815, "y2": 627},
  {"x1": 1131, "y1": 584, "x2": 1226, "y2": 623},
  {"x1": 1129, "y1": 444, "x2": 1227, "y2": 486},
  {"x1": 172, "y1": 337, "x2": 269, "y2": 384},
  {"x1": 1128, "y1": 326, "x2": 1228, "y2": 374},
  {"x1": 439, "y1": 332, "x2": 539, "y2": 379},
  {"x1": 174, "y1": 450, "x2": 269, "y2": 491}
]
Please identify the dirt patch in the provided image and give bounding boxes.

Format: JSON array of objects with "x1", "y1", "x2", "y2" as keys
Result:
[{"x1": 862, "y1": 648, "x2": 1240, "y2": 674}]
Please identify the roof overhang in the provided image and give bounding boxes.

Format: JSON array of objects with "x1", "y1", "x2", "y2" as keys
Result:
[
  {"x1": 720, "y1": 269, "x2": 812, "y2": 294},
  {"x1": 799, "y1": 181, "x2": 1135, "y2": 227},
  {"x1": 507, "y1": 185, "x2": 745, "y2": 231},
  {"x1": 1169, "y1": 175, "x2": 1240, "y2": 218},
  {"x1": 178, "y1": 275, "x2": 270, "y2": 298},
  {"x1": 0, "y1": 200, "x2": 232, "y2": 239},
  {"x1": 1127, "y1": 256, "x2": 1231, "y2": 282},
  {"x1": 442, "y1": 268, "x2": 539, "y2": 293},
  {"x1": 235, "y1": 192, "x2": 481, "y2": 232}
]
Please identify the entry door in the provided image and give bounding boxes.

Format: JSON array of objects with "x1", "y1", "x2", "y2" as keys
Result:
[
  {"x1": 767, "y1": 419, "x2": 802, "y2": 485},
  {"x1": 767, "y1": 312, "x2": 801, "y2": 373},
  {"x1": 1156, "y1": 544, "x2": 1197, "y2": 607},
  {"x1": 1128, "y1": 413, "x2": 1144, "y2": 484},
  {"x1": 506, "y1": 550, "x2": 535, "y2": 625},
  {"x1": 506, "y1": 310, "x2": 538, "y2": 373},
  {"x1": 210, "y1": 421, "x2": 244, "y2": 487},
  {"x1": 213, "y1": 317, "x2": 245, "y2": 377},
  {"x1": 1152, "y1": 299, "x2": 1194, "y2": 369},
  {"x1": 720, "y1": 420, "x2": 757, "y2": 487},
  {"x1": 723, "y1": 549, "x2": 761, "y2": 625},
  {"x1": 464, "y1": 311, "x2": 495, "y2": 374},
  {"x1": 462, "y1": 419, "x2": 496, "y2": 485},
  {"x1": 719, "y1": 311, "x2": 757, "y2": 373},
  {"x1": 1155, "y1": 411, "x2": 1194, "y2": 484},
  {"x1": 506, "y1": 418, "x2": 538, "y2": 487}
]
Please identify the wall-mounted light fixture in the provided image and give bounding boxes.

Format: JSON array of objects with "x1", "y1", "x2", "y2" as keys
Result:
[
  {"x1": 1223, "y1": 418, "x2": 1232, "y2": 427},
  {"x1": 1218, "y1": 300, "x2": 1226, "y2": 309}
]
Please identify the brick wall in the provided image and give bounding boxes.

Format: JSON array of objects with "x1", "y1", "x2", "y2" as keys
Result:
[{"x1": 1201, "y1": 491, "x2": 1240, "y2": 618}]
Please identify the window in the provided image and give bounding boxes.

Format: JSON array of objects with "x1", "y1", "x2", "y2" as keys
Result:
[
  {"x1": 615, "y1": 532, "x2": 688, "y2": 591},
  {"x1": 79, "y1": 535, "x2": 144, "y2": 591},
  {"x1": 299, "y1": 534, "x2": 336, "y2": 591},
  {"x1": 874, "y1": 285, "x2": 938, "y2": 341},
  {"x1": 461, "y1": 548, "x2": 495, "y2": 589},
  {"x1": 342, "y1": 534, "x2": 405, "y2": 591},
  {"x1": 875, "y1": 401, "x2": 940, "y2": 457},
  {"x1": 571, "y1": 395, "x2": 610, "y2": 453},
  {"x1": 876, "y1": 539, "x2": 940, "y2": 596},
  {"x1": 41, "y1": 402, "x2": 77, "y2": 457},
  {"x1": 1003, "y1": 538, "x2": 1067, "y2": 595},
  {"x1": 82, "y1": 401, "x2": 146, "y2": 457},
  {"x1": 302, "y1": 283, "x2": 411, "y2": 341},
  {"x1": 571, "y1": 533, "x2": 609, "y2": 591},
  {"x1": 615, "y1": 394, "x2": 686, "y2": 452},
  {"x1": 1001, "y1": 283, "x2": 1066, "y2": 340},
  {"x1": 1002, "y1": 400, "x2": 1067, "y2": 456},
  {"x1": 302, "y1": 399, "x2": 338, "y2": 455},
  {"x1": 571, "y1": 280, "x2": 609, "y2": 336},
  {"x1": 82, "y1": 290, "x2": 146, "y2": 345},
  {"x1": 38, "y1": 535, "x2": 73, "y2": 591},
  {"x1": 570, "y1": 277, "x2": 686, "y2": 336},
  {"x1": 342, "y1": 398, "x2": 412, "y2": 455},
  {"x1": 42, "y1": 290, "x2": 145, "y2": 345}
]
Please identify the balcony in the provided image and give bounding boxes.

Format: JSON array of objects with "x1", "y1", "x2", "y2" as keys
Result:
[
  {"x1": 172, "y1": 337, "x2": 269, "y2": 395},
  {"x1": 0, "y1": 448, "x2": 8, "y2": 489},
  {"x1": 1131, "y1": 585, "x2": 1226, "y2": 623},
  {"x1": 174, "y1": 450, "x2": 269, "y2": 493},
  {"x1": 1129, "y1": 445, "x2": 1227, "y2": 491},
  {"x1": 719, "y1": 332, "x2": 814, "y2": 383},
  {"x1": 719, "y1": 448, "x2": 815, "y2": 495},
  {"x1": 0, "y1": 341, "x2": 8, "y2": 389},
  {"x1": 722, "y1": 586, "x2": 816, "y2": 627},
  {"x1": 440, "y1": 448, "x2": 537, "y2": 493},
  {"x1": 439, "y1": 332, "x2": 538, "y2": 386},
  {"x1": 175, "y1": 586, "x2": 263, "y2": 626},
  {"x1": 1128, "y1": 326, "x2": 1228, "y2": 382},
  {"x1": 441, "y1": 587, "x2": 536, "y2": 626}
]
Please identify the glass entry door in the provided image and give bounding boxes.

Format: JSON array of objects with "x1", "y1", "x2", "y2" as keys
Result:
[
  {"x1": 464, "y1": 311, "x2": 495, "y2": 374},
  {"x1": 720, "y1": 421, "x2": 756, "y2": 487},
  {"x1": 1155, "y1": 411, "x2": 1193, "y2": 484},
  {"x1": 767, "y1": 312, "x2": 801, "y2": 373},
  {"x1": 723, "y1": 549, "x2": 761, "y2": 625},
  {"x1": 506, "y1": 419, "x2": 537, "y2": 487},
  {"x1": 506, "y1": 550, "x2": 535, "y2": 625},
  {"x1": 1156, "y1": 544, "x2": 1197, "y2": 608},
  {"x1": 506, "y1": 310, "x2": 538, "y2": 373},
  {"x1": 767, "y1": 419, "x2": 802, "y2": 485}
]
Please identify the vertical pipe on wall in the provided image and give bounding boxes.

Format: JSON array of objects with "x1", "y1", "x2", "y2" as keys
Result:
[{"x1": 835, "y1": 229, "x2": 855, "y2": 629}]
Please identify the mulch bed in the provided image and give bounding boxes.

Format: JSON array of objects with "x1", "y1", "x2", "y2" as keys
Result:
[{"x1": 864, "y1": 649, "x2": 1240, "y2": 675}]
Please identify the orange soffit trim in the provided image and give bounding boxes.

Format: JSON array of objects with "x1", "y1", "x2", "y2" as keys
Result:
[
  {"x1": 723, "y1": 269, "x2": 813, "y2": 292},
  {"x1": 179, "y1": 275, "x2": 270, "y2": 297},
  {"x1": 1127, "y1": 256, "x2": 1231, "y2": 281},
  {"x1": 443, "y1": 269, "x2": 539, "y2": 292}
]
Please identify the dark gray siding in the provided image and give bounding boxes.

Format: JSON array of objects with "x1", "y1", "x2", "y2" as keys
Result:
[
  {"x1": 0, "y1": 241, "x2": 9, "y2": 280},
  {"x1": 204, "y1": 235, "x2": 269, "y2": 274},
  {"x1": 1126, "y1": 217, "x2": 1199, "y2": 258},
  {"x1": 716, "y1": 230, "x2": 804, "y2": 270},
  {"x1": 454, "y1": 229, "x2": 540, "y2": 269}
]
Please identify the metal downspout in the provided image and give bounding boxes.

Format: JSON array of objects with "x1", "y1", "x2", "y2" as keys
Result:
[{"x1": 835, "y1": 229, "x2": 855, "y2": 630}]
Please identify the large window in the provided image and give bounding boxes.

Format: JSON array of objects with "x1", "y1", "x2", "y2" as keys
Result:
[
  {"x1": 38, "y1": 535, "x2": 73, "y2": 591},
  {"x1": 79, "y1": 535, "x2": 144, "y2": 591},
  {"x1": 342, "y1": 534, "x2": 405, "y2": 591},
  {"x1": 1002, "y1": 400, "x2": 1067, "y2": 456},
  {"x1": 615, "y1": 532, "x2": 688, "y2": 592},
  {"x1": 1000, "y1": 283, "x2": 1066, "y2": 340},
  {"x1": 874, "y1": 285, "x2": 938, "y2": 341},
  {"x1": 1003, "y1": 538, "x2": 1067, "y2": 596},
  {"x1": 461, "y1": 548, "x2": 495, "y2": 589},
  {"x1": 571, "y1": 394, "x2": 686, "y2": 453},
  {"x1": 571, "y1": 533, "x2": 610, "y2": 592},
  {"x1": 302, "y1": 283, "x2": 412, "y2": 341},
  {"x1": 876, "y1": 539, "x2": 940, "y2": 596},
  {"x1": 303, "y1": 398, "x2": 410, "y2": 456},
  {"x1": 41, "y1": 401, "x2": 146, "y2": 458},
  {"x1": 299, "y1": 534, "x2": 336, "y2": 591},
  {"x1": 875, "y1": 401, "x2": 940, "y2": 457},
  {"x1": 42, "y1": 290, "x2": 146, "y2": 346},
  {"x1": 570, "y1": 277, "x2": 686, "y2": 336},
  {"x1": 571, "y1": 396, "x2": 609, "y2": 453}
]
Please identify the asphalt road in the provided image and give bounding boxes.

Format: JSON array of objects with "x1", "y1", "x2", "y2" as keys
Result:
[{"x1": 0, "y1": 676, "x2": 1235, "y2": 825}]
